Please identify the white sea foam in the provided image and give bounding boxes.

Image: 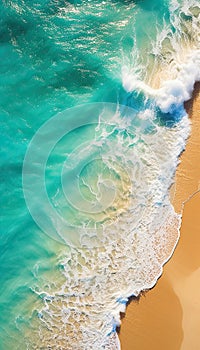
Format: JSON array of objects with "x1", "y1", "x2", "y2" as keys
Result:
[
  {"x1": 25, "y1": 110, "x2": 191, "y2": 349},
  {"x1": 156, "y1": 50, "x2": 200, "y2": 113},
  {"x1": 122, "y1": 49, "x2": 200, "y2": 113},
  {"x1": 122, "y1": 0, "x2": 200, "y2": 114}
]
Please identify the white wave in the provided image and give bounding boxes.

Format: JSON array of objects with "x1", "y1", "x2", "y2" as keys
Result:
[
  {"x1": 122, "y1": 49, "x2": 200, "y2": 113},
  {"x1": 156, "y1": 50, "x2": 200, "y2": 113},
  {"x1": 122, "y1": 0, "x2": 200, "y2": 113}
]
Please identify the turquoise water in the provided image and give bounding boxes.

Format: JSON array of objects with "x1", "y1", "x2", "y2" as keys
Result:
[{"x1": 0, "y1": 1, "x2": 199, "y2": 349}]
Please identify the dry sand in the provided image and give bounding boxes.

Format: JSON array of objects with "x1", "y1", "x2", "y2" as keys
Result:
[{"x1": 119, "y1": 83, "x2": 200, "y2": 350}]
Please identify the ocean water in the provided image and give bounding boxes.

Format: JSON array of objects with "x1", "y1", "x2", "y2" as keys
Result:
[{"x1": 0, "y1": 0, "x2": 199, "y2": 349}]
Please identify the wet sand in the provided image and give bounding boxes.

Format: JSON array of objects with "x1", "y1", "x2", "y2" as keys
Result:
[{"x1": 119, "y1": 83, "x2": 200, "y2": 350}]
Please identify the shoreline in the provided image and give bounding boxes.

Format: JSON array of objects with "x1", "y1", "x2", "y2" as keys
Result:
[{"x1": 118, "y1": 82, "x2": 200, "y2": 350}]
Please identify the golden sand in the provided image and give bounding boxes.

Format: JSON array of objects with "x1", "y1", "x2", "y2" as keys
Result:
[{"x1": 119, "y1": 83, "x2": 200, "y2": 350}]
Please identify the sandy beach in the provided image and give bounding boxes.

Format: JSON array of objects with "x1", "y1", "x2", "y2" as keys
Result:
[{"x1": 119, "y1": 83, "x2": 200, "y2": 350}]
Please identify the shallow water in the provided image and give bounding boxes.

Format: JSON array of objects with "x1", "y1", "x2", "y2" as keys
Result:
[{"x1": 0, "y1": 0, "x2": 200, "y2": 349}]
